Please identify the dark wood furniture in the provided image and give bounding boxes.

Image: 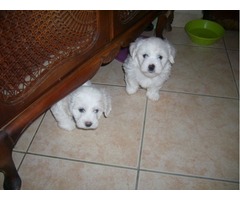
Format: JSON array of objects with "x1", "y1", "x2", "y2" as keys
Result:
[
  {"x1": 0, "y1": 10, "x2": 172, "y2": 189},
  {"x1": 203, "y1": 10, "x2": 239, "y2": 30}
]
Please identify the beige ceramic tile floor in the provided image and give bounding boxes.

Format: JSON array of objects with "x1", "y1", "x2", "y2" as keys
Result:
[{"x1": 1, "y1": 27, "x2": 239, "y2": 190}]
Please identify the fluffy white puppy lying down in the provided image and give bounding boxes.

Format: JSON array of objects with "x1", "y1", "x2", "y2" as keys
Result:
[
  {"x1": 123, "y1": 37, "x2": 176, "y2": 101},
  {"x1": 51, "y1": 81, "x2": 111, "y2": 131}
]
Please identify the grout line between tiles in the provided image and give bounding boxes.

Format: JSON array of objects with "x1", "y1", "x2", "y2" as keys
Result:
[
  {"x1": 15, "y1": 112, "x2": 47, "y2": 172},
  {"x1": 140, "y1": 168, "x2": 239, "y2": 184},
  {"x1": 93, "y1": 82, "x2": 125, "y2": 88},
  {"x1": 94, "y1": 81, "x2": 239, "y2": 101},
  {"x1": 15, "y1": 150, "x2": 239, "y2": 187},
  {"x1": 25, "y1": 112, "x2": 48, "y2": 153},
  {"x1": 20, "y1": 151, "x2": 137, "y2": 172},
  {"x1": 224, "y1": 48, "x2": 239, "y2": 97},
  {"x1": 159, "y1": 89, "x2": 239, "y2": 100},
  {"x1": 135, "y1": 97, "x2": 149, "y2": 190}
]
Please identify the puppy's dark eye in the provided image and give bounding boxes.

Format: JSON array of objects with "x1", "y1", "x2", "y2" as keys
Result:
[
  {"x1": 143, "y1": 54, "x2": 148, "y2": 58},
  {"x1": 94, "y1": 109, "x2": 99, "y2": 113},
  {"x1": 158, "y1": 55, "x2": 163, "y2": 60},
  {"x1": 79, "y1": 108, "x2": 85, "y2": 113}
]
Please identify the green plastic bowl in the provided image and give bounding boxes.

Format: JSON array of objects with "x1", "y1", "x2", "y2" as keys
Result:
[{"x1": 185, "y1": 19, "x2": 225, "y2": 45}]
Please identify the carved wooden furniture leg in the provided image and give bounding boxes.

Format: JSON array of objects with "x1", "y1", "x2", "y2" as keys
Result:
[
  {"x1": 0, "y1": 131, "x2": 21, "y2": 190},
  {"x1": 156, "y1": 11, "x2": 174, "y2": 38},
  {"x1": 165, "y1": 11, "x2": 174, "y2": 32}
]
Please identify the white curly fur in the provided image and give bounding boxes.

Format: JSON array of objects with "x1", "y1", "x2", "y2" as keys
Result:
[
  {"x1": 123, "y1": 37, "x2": 176, "y2": 101},
  {"x1": 51, "y1": 81, "x2": 111, "y2": 131}
]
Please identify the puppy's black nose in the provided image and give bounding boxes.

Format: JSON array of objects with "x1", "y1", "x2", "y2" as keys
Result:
[
  {"x1": 85, "y1": 121, "x2": 93, "y2": 127},
  {"x1": 148, "y1": 64, "x2": 155, "y2": 72}
]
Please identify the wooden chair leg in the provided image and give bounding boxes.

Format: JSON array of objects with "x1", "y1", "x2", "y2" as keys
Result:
[
  {"x1": 0, "y1": 131, "x2": 22, "y2": 190},
  {"x1": 156, "y1": 11, "x2": 174, "y2": 39}
]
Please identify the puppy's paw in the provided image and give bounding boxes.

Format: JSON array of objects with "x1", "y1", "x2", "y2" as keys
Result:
[
  {"x1": 141, "y1": 79, "x2": 152, "y2": 88},
  {"x1": 58, "y1": 122, "x2": 76, "y2": 131},
  {"x1": 146, "y1": 91, "x2": 160, "y2": 101},
  {"x1": 126, "y1": 85, "x2": 138, "y2": 95}
]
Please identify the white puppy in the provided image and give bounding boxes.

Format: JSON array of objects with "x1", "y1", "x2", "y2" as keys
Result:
[
  {"x1": 51, "y1": 81, "x2": 111, "y2": 131},
  {"x1": 123, "y1": 37, "x2": 176, "y2": 101}
]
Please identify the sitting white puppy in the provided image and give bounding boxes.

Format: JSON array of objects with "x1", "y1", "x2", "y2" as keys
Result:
[
  {"x1": 51, "y1": 81, "x2": 111, "y2": 131},
  {"x1": 123, "y1": 37, "x2": 176, "y2": 101}
]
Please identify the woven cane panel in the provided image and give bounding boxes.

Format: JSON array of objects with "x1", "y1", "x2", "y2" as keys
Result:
[
  {"x1": 0, "y1": 11, "x2": 97, "y2": 103},
  {"x1": 118, "y1": 11, "x2": 139, "y2": 24}
]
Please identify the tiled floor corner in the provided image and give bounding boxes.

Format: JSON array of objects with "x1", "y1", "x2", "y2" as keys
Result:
[{"x1": 1, "y1": 24, "x2": 239, "y2": 190}]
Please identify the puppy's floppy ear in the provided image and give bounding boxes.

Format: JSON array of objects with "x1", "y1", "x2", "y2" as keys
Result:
[
  {"x1": 100, "y1": 89, "x2": 112, "y2": 118},
  {"x1": 166, "y1": 40, "x2": 176, "y2": 64},
  {"x1": 129, "y1": 38, "x2": 144, "y2": 58}
]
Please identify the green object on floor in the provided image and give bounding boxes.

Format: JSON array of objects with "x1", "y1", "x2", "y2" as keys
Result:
[{"x1": 185, "y1": 19, "x2": 225, "y2": 45}]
